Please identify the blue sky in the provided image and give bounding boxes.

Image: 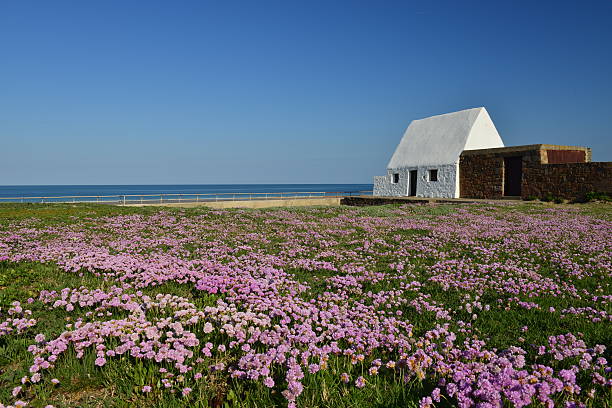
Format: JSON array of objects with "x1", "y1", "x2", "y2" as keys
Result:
[{"x1": 1, "y1": 0, "x2": 611, "y2": 185}]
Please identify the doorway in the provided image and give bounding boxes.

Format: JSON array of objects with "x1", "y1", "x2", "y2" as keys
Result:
[
  {"x1": 503, "y1": 157, "x2": 522, "y2": 196},
  {"x1": 409, "y1": 170, "x2": 418, "y2": 196}
]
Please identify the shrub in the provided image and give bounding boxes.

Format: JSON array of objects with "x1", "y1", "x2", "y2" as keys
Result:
[
  {"x1": 584, "y1": 191, "x2": 611, "y2": 202},
  {"x1": 541, "y1": 193, "x2": 554, "y2": 202},
  {"x1": 523, "y1": 196, "x2": 537, "y2": 201},
  {"x1": 553, "y1": 197, "x2": 564, "y2": 204}
]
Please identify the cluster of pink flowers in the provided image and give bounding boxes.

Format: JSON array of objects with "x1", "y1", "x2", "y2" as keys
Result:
[
  {"x1": 0, "y1": 205, "x2": 610, "y2": 407},
  {"x1": 560, "y1": 306, "x2": 611, "y2": 323},
  {"x1": 27, "y1": 288, "x2": 209, "y2": 385},
  {"x1": 0, "y1": 302, "x2": 37, "y2": 337}
]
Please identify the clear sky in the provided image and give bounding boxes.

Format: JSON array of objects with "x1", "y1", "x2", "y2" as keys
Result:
[{"x1": 1, "y1": 0, "x2": 611, "y2": 185}]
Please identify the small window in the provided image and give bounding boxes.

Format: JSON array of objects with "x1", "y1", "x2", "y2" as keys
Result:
[
  {"x1": 392, "y1": 173, "x2": 400, "y2": 183},
  {"x1": 429, "y1": 169, "x2": 438, "y2": 181}
]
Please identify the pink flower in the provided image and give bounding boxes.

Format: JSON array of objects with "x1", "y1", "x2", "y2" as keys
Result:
[
  {"x1": 431, "y1": 387, "x2": 441, "y2": 402},
  {"x1": 142, "y1": 385, "x2": 152, "y2": 393},
  {"x1": 420, "y1": 396, "x2": 433, "y2": 408},
  {"x1": 95, "y1": 357, "x2": 106, "y2": 366},
  {"x1": 355, "y1": 376, "x2": 366, "y2": 388}
]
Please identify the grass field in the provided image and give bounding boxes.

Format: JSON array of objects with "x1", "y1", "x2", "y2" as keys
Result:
[{"x1": 0, "y1": 202, "x2": 610, "y2": 408}]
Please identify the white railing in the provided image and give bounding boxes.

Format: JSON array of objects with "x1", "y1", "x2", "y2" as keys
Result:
[{"x1": 0, "y1": 191, "x2": 373, "y2": 205}]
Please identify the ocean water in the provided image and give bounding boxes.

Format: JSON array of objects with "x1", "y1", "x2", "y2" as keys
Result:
[{"x1": 0, "y1": 184, "x2": 373, "y2": 203}]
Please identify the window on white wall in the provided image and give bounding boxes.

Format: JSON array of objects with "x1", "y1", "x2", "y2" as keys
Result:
[
  {"x1": 429, "y1": 169, "x2": 438, "y2": 181},
  {"x1": 392, "y1": 173, "x2": 400, "y2": 183}
]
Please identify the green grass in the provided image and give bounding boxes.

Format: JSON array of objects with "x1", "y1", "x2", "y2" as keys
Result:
[
  {"x1": 0, "y1": 201, "x2": 610, "y2": 407},
  {"x1": 0, "y1": 261, "x2": 229, "y2": 407}
]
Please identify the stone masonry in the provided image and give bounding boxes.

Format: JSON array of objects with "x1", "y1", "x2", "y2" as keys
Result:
[
  {"x1": 522, "y1": 162, "x2": 612, "y2": 200},
  {"x1": 459, "y1": 144, "x2": 612, "y2": 200}
]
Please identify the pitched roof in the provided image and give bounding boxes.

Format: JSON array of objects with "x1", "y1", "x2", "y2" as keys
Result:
[{"x1": 387, "y1": 107, "x2": 504, "y2": 168}]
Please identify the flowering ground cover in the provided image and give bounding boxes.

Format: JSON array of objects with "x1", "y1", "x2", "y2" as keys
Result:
[{"x1": 0, "y1": 202, "x2": 610, "y2": 408}]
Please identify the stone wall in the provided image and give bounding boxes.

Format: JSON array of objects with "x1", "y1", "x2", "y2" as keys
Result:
[
  {"x1": 522, "y1": 162, "x2": 612, "y2": 200},
  {"x1": 373, "y1": 171, "x2": 408, "y2": 196},
  {"x1": 459, "y1": 155, "x2": 505, "y2": 199},
  {"x1": 417, "y1": 163, "x2": 458, "y2": 198},
  {"x1": 459, "y1": 145, "x2": 611, "y2": 200},
  {"x1": 373, "y1": 163, "x2": 459, "y2": 198},
  {"x1": 341, "y1": 196, "x2": 431, "y2": 206}
]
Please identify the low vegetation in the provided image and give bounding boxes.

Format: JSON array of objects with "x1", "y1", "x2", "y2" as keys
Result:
[{"x1": 0, "y1": 202, "x2": 610, "y2": 407}]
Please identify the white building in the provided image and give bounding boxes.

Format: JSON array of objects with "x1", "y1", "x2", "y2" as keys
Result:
[{"x1": 373, "y1": 107, "x2": 504, "y2": 198}]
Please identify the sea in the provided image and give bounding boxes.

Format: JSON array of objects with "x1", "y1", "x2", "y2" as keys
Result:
[{"x1": 0, "y1": 184, "x2": 373, "y2": 203}]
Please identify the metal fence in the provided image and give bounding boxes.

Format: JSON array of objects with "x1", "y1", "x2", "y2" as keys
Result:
[{"x1": 0, "y1": 191, "x2": 373, "y2": 205}]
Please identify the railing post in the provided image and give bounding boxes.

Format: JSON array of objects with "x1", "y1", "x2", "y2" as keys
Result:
[{"x1": 123, "y1": 195, "x2": 126, "y2": 205}]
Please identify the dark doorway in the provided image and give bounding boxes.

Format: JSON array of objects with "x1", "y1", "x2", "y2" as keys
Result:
[
  {"x1": 504, "y1": 157, "x2": 522, "y2": 196},
  {"x1": 409, "y1": 170, "x2": 418, "y2": 196}
]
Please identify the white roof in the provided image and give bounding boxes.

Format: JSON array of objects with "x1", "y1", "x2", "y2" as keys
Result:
[{"x1": 387, "y1": 107, "x2": 504, "y2": 168}]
